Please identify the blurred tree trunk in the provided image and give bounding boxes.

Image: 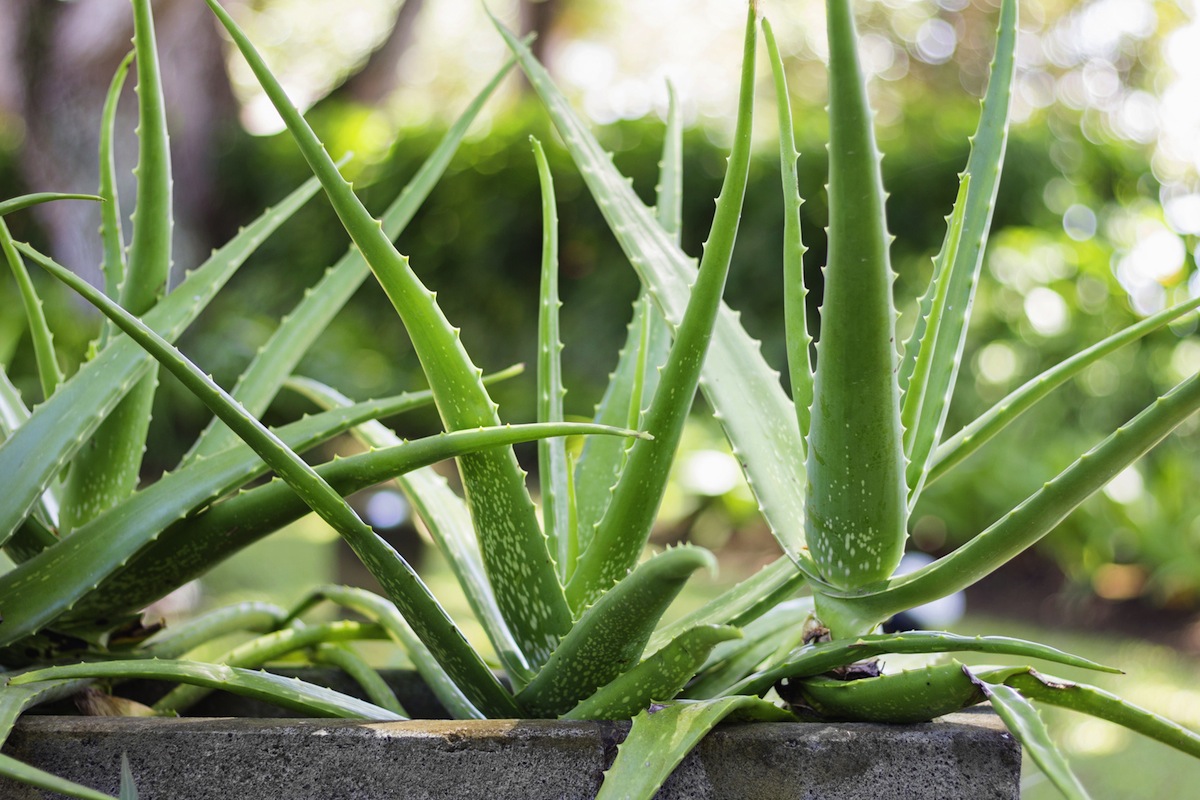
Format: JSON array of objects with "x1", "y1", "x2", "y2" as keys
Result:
[
  {"x1": 339, "y1": 0, "x2": 425, "y2": 106},
  {"x1": 520, "y1": 0, "x2": 563, "y2": 65},
  {"x1": 2, "y1": 0, "x2": 238, "y2": 283}
]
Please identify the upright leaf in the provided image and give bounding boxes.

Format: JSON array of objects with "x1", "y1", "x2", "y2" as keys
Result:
[
  {"x1": 61, "y1": 0, "x2": 174, "y2": 532},
  {"x1": 900, "y1": 0, "x2": 1017, "y2": 503},
  {"x1": 206, "y1": 0, "x2": 572, "y2": 669},
  {"x1": 764, "y1": 17, "x2": 813, "y2": 449},
  {"x1": 805, "y1": 0, "x2": 907, "y2": 600},
  {"x1": 100, "y1": 53, "x2": 134, "y2": 336},
  {"x1": 0, "y1": 174, "x2": 323, "y2": 547},
  {"x1": 532, "y1": 137, "x2": 572, "y2": 578},
  {"x1": 564, "y1": 0, "x2": 759, "y2": 610}
]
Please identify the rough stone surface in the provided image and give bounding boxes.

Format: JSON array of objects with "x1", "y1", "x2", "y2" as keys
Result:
[{"x1": 2, "y1": 708, "x2": 1020, "y2": 799}]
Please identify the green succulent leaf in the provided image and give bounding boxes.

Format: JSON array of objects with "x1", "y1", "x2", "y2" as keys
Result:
[
  {"x1": 820, "y1": 367, "x2": 1200, "y2": 627},
  {"x1": 684, "y1": 598, "x2": 812, "y2": 700},
  {"x1": 596, "y1": 696, "x2": 795, "y2": 800},
  {"x1": 900, "y1": 0, "x2": 1018, "y2": 504},
  {"x1": 311, "y1": 643, "x2": 408, "y2": 717},
  {"x1": 207, "y1": 0, "x2": 572, "y2": 670},
  {"x1": 972, "y1": 673, "x2": 1091, "y2": 800},
  {"x1": 563, "y1": 625, "x2": 741, "y2": 720},
  {"x1": 99, "y1": 52, "x2": 134, "y2": 319},
  {"x1": 518, "y1": 545, "x2": 716, "y2": 718},
  {"x1": 285, "y1": 374, "x2": 531, "y2": 688},
  {"x1": 0, "y1": 754, "x2": 118, "y2": 800},
  {"x1": 532, "y1": 136, "x2": 572, "y2": 579},
  {"x1": 119, "y1": 754, "x2": 138, "y2": 800},
  {"x1": 783, "y1": 662, "x2": 997, "y2": 723},
  {"x1": 647, "y1": 554, "x2": 805, "y2": 654},
  {"x1": 1000, "y1": 669, "x2": 1200, "y2": 759},
  {"x1": 928, "y1": 291, "x2": 1200, "y2": 485},
  {"x1": 563, "y1": 0, "x2": 758, "y2": 611},
  {"x1": 288, "y1": 585, "x2": 481, "y2": 720},
  {"x1": 763, "y1": 17, "x2": 812, "y2": 450},
  {"x1": 152, "y1": 620, "x2": 386, "y2": 715},
  {"x1": 0, "y1": 194, "x2": 102, "y2": 217},
  {"x1": 805, "y1": 0, "x2": 907, "y2": 597},
  {"x1": 0, "y1": 172, "x2": 323, "y2": 548},
  {"x1": 185, "y1": 52, "x2": 516, "y2": 463},
  {"x1": 140, "y1": 602, "x2": 289, "y2": 659},
  {"x1": 10, "y1": 661, "x2": 406, "y2": 720},
  {"x1": 30, "y1": 250, "x2": 519, "y2": 719},
  {"x1": 62, "y1": 0, "x2": 175, "y2": 533},
  {"x1": 494, "y1": 3, "x2": 817, "y2": 585},
  {"x1": 1, "y1": 219, "x2": 64, "y2": 400},
  {"x1": 731, "y1": 630, "x2": 1118, "y2": 697}
]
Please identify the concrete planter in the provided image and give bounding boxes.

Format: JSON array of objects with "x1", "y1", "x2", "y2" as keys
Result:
[{"x1": 2, "y1": 670, "x2": 1021, "y2": 799}]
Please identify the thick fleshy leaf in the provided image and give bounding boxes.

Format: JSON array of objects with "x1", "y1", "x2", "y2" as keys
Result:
[
  {"x1": 817, "y1": 367, "x2": 1200, "y2": 632},
  {"x1": 731, "y1": 630, "x2": 1117, "y2": 697},
  {"x1": 140, "y1": 602, "x2": 289, "y2": 659},
  {"x1": 62, "y1": 0, "x2": 175, "y2": 533},
  {"x1": 684, "y1": 598, "x2": 812, "y2": 700},
  {"x1": 184, "y1": 53, "x2": 516, "y2": 463},
  {"x1": 31, "y1": 252, "x2": 520, "y2": 719},
  {"x1": 1, "y1": 219, "x2": 65, "y2": 399},
  {"x1": 763, "y1": 17, "x2": 812, "y2": 450},
  {"x1": 311, "y1": 643, "x2": 407, "y2": 717},
  {"x1": 207, "y1": 0, "x2": 572, "y2": 669},
  {"x1": 563, "y1": 0, "x2": 758, "y2": 611},
  {"x1": 287, "y1": 586, "x2": 481, "y2": 720},
  {"x1": 518, "y1": 546, "x2": 716, "y2": 718},
  {"x1": 99, "y1": 52, "x2": 134, "y2": 313},
  {"x1": 805, "y1": 0, "x2": 907, "y2": 598},
  {"x1": 532, "y1": 137, "x2": 572, "y2": 578},
  {"x1": 900, "y1": 0, "x2": 1018, "y2": 505},
  {"x1": 596, "y1": 696, "x2": 795, "y2": 800},
  {"x1": 563, "y1": 625, "x2": 741, "y2": 720},
  {"x1": 11, "y1": 661, "x2": 406, "y2": 720},
  {"x1": 928, "y1": 291, "x2": 1200, "y2": 485},
  {"x1": 494, "y1": 2, "x2": 817, "y2": 584},
  {"x1": 151, "y1": 620, "x2": 386, "y2": 714},
  {"x1": 0, "y1": 172, "x2": 324, "y2": 547},
  {"x1": 973, "y1": 675, "x2": 1090, "y2": 800}
]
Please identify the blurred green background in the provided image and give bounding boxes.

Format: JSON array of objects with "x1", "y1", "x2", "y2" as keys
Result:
[{"x1": 1, "y1": 0, "x2": 1198, "y2": 788}]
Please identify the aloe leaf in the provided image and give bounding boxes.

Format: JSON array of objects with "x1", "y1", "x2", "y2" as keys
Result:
[
  {"x1": 730, "y1": 630, "x2": 1118, "y2": 697},
  {"x1": 764, "y1": 18, "x2": 813, "y2": 449},
  {"x1": 119, "y1": 754, "x2": 138, "y2": 800},
  {"x1": 928, "y1": 291, "x2": 1200, "y2": 485},
  {"x1": 1001, "y1": 669, "x2": 1200, "y2": 759},
  {"x1": 784, "y1": 662, "x2": 994, "y2": 723},
  {"x1": 531, "y1": 137, "x2": 572, "y2": 578},
  {"x1": 61, "y1": 0, "x2": 175, "y2": 533},
  {"x1": 99, "y1": 52, "x2": 134, "y2": 313},
  {"x1": 822, "y1": 367, "x2": 1200, "y2": 629},
  {"x1": 684, "y1": 598, "x2": 812, "y2": 700},
  {"x1": 596, "y1": 696, "x2": 795, "y2": 800},
  {"x1": 572, "y1": 89, "x2": 681, "y2": 558},
  {"x1": 285, "y1": 374, "x2": 531, "y2": 689},
  {"x1": 0, "y1": 369, "x2": 60, "y2": 548},
  {"x1": 518, "y1": 545, "x2": 716, "y2": 718},
  {"x1": 152, "y1": 620, "x2": 386, "y2": 715},
  {"x1": 564, "y1": 1, "x2": 758, "y2": 611},
  {"x1": 646, "y1": 554, "x2": 805, "y2": 654},
  {"x1": 140, "y1": 602, "x2": 289, "y2": 659},
  {"x1": 0, "y1": 754, "x2": 118, "y2": 800},
  {"x1": 973, "y1": 675, "x2": 1090, "y2": 799},
  {"x1": 1, "y1": 219, "x2": 65, "y2": 399},
  {"x1": 0, "y1": 173, "x2": 321, "y2": 547},
  {"x1": 1, "y1": 368, "x2": 486, "y2": 641},
  {"x1": 290, "y1": 585, "x2": 481, "y2": 720},
  {"x1": 29, "y1": 254, "x2": 522, "y2": 718},
  {"x1": 494, "y1": 7, "x2": 817, "y2": 584},
  {"x1": 901, "y1": 173, "x2": 971, "y2": 496},
  {"x1": 185, "y1": 56, "x2": 516, "y2": 464},
  {"x1": 900, "y1": 0, "x2": 1017, "y2": 502},
  {"x1": 0, "y1": 193, "x2": 102, "y2": 217},
  {"x1": 805, "y1": 0, "x2": 907, "y2": 599},
  {"x1": 57, "y1": 420, "x2": 637, "y2": 637},
  {"x1": 10, "y1": 661, "x2": 406, "y2": 720},
  {"x1": 311, "y1": 642, "x2": 408, "y2": 717},
  {"x1": 207, "y1": 0, "x2": 572, "y2": 669},
  {"x1": 563, "y1": 625, "x2": 741, "y2": 720}
]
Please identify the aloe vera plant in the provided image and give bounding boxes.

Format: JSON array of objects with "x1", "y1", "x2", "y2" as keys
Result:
[{"x1": 3, "y1": 0, "x2": 1200, "y2": 798}]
